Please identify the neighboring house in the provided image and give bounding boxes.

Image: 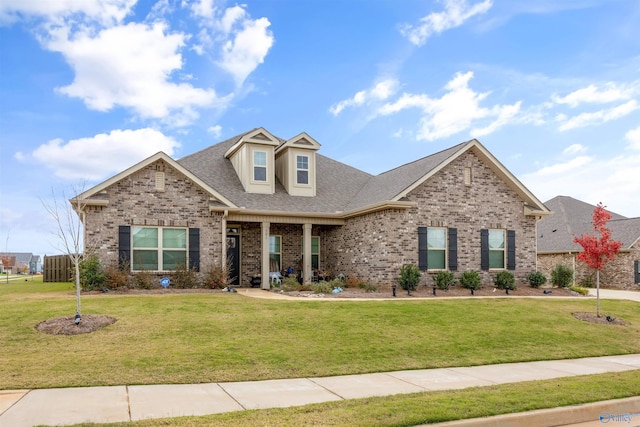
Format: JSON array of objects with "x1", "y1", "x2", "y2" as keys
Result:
[
  {"x1": 77, "y1": 128, "x2": 550, "y2": 289},
  {"x1": 537, "y1": 196, "x2": 640, "y2": 289},
  {"x1": 0, "y1": 252, "x2": 41, "y2": 274}
]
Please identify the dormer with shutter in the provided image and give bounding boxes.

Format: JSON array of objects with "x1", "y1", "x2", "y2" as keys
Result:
[
  {"x1": 275, "y1": 132, "x2": 321, "y2": 197},
  {"x1": 224, "y1": 128, "x2": 280, "y2": 194}
]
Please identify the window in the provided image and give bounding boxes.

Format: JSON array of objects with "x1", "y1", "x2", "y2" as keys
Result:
[
  {"x1": 132, "y1": 227, "x2": 187, "y2": 271},
  {"x1": 300, "y1": 236, "x2": 320, "y2": 269},
  {"x1": 488, "y1": 229, "x2": 505, "y2": 269},
  {"x1": 269, "y1": 235, "x2": 281, "y2": 272},
  {"x1": 427, "y1": 228, "x2": 446, "y2": 270},
  {"x1": 296, "y1": 155, "x2": 309, "y2": 185},
  {"x1": 253, "y1": 151, "x2": 267, "y2": 182}
]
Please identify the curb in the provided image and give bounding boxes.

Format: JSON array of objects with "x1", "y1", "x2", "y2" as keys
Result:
[{"x1": 427, "y1": 396, "x2": 640, "y2": 427}]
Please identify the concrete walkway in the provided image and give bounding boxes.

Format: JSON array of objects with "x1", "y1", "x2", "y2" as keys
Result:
[{"x1": 1, "y1": 354, "x2": 639, "y2": 427}]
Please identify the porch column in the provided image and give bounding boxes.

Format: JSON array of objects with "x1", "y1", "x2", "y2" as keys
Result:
[
  {"x1": 261, "y1": 221, "x2": 270, "y2": 289},
  {"x1": 302, "y1": 223, "x2": 312, "y2": 284}
]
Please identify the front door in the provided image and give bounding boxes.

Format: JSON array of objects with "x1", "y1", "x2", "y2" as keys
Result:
[{"x1": 226, "y1": 235, "x2": 240, "y2": 286}]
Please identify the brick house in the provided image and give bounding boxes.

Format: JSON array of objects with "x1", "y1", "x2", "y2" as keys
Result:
[
  {"x1": 77, "y1": 128, "x2": 550, "y2": 289},
  {"x1": 537, "y1": 196, "x2": 640, "y2": 289}
]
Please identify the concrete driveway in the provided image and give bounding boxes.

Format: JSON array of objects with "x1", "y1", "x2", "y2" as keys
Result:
[{"x1": 588, "y1": 288, "x2": 640, "y2": 302}]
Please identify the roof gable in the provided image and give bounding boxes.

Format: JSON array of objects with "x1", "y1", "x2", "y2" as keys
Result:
[{"x1": 77, "y1": 152, "x2": 237, "y2": 208}]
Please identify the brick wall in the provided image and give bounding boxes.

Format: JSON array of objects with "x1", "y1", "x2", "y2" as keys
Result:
[
  {"x1": 324, "y1": 150, "x2": 538, "y2": 288},
  {"x1": 84, "y1": 160, "x2": 224, "y2": 276}
]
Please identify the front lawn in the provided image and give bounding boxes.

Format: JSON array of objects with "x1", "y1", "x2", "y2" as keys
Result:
[{"x1": 1, "y1": 280, "x2": 639, "y2": 390}]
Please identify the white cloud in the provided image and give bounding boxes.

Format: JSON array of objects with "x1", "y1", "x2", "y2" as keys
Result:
[
  {"x1": 190, "y1": 0, "x2": 216, "y2": 21},
  {"x1": 625, "y1": 126, "x2": 640, "y2": 150},
  {"x1": 557, "y1": 100, "x2": 639, "y2": 131},
  {"x1": 217, "y1": 16, "x2": 274, "y2": 86},
  {"x1": 552, "y1": 83, "x2": 632, "y2": 108},
  {"x1": 377, "y1": 71, "x2": 520, "y2": 141},
  {"x1": 522, "y1": 152, "x2": 640, "y2": 218},
  {"x1": 563, "y1": 143, "x2": 587, "y2": 155},
  {"x1": 400, "y1": 0, "x2": 493, "y2": 46},
  {"x1": 207, "y1": 125, "x2": 222, "y2": 138},
  {"x1": 330, "y1": 78, "x2": 399, "y2": 115},
  {"x1": 46, "y1": 22, "x2": 220, "y2": 121},
  {"x1": 0, "y1": 0, "x2": 135, "y2": 26},
  {"x1": 30, "y1": 128, "x2": 180, "y2": 180}
]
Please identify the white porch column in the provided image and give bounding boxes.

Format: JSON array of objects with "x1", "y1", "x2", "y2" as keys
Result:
[
  {"x1": 261, "y1": 221, "x2": 271, "y2": 289},
  {"x1": 302, "y1": 223, "x2": 312, "y2": 284}
]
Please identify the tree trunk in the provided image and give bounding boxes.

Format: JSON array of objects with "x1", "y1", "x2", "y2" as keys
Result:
[
  {"x1": 596, "y1": 269, "x2": 600, "y2": 318},
  {"x1": 75, "y1": 258, "x2": 81, "y2": 316}
]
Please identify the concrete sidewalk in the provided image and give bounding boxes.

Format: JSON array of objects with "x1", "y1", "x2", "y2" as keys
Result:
[{"x1": 1, "y1": 354, "x2": 639, "y2": 427}]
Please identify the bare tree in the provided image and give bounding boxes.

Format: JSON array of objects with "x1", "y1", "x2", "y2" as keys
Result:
[{"x1": 41, "y1": 184, "x2": 89, "y2": 323}]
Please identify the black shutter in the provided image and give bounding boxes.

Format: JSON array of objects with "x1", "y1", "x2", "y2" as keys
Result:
[
  {"x1": 480, "y1": 229, "x2": 489, "y2": 271},
  {"x1": 635, "y1": 260, "x2": 640, "y2": 284},
  {"x1": 418, "y1": 227, "x2": 428, "y2": 270},
  {"x1": 507, "y1": 230, "x2": 516, "y2": 270},
  {"x1": 118, "y1": 225, "x2": 131, "y2": 269},
  {"x1": 448, "y1": 227, "x2": 458, "y2": 271},
  {"x1": 188, "y1": 228, "x2": 200, "y2": 272}
]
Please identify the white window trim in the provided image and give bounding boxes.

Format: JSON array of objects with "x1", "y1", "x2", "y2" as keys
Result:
[
  {"x1": 252, "y1": 150, "x2": 268, "y2": 184},
  {"x1": 131, "y1": 226, "x2": 188, "y2": 272},
  {"x1": 427, "y1": 227, "x2": 447, "y2": 271},
  {"x1": 488, "y1": 229, "x2": 506, "y2": 270},
  {"x1": 295, "y1": 154, "x2": 310, "y2": 187}
]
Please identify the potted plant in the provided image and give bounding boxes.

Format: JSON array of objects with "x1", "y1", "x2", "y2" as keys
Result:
[{"x1": 398, "y1": 264, "x2": 421, "y2": 296}]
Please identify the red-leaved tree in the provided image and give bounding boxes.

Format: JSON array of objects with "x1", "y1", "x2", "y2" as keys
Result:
[{"x1": 573, "y1": 203, "x2": 622, "y2": 317}]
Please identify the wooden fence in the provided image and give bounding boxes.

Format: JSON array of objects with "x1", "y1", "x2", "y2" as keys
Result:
[{"x1": 43, "y1": 255, "x2": 73, "y2": 282}]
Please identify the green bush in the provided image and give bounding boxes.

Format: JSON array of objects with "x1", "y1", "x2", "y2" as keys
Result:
[
  {"x1": 459, "y1": 270, "x2": 482, "y2": 293},
  {"x1": 433, "y1": 271, "x2": 455, "y2": 290},
  {"x1": 526, "y1": 271, "x2": 547, "y2": 288},
  {"x1": 494, "y1": 270, "x2": 516, "y2": 291},
  {"x1": 580, "y1": 275, "x2": 595, "y2": 288},
  {"x1": 362, "y1": 282, "x2": 378, "y2": 293},
  {"x1": 570, "y1": 285, "x2": 589, "y2": 296},
  {"x1": 281, "y1": 277, "x2": 301, "y2": 292},
  {"x1": 311, "y1": 281, "x2": 333, "y2": 294},
  {"x1": 398, "y1": 264, "x2": 421, "y2": 294},
  {"x1": 551, "y1": 264, "x2": 573, "y2": 288},
  {"x1": 77, "y1": 253, "x2": 105, "y2": 291}
]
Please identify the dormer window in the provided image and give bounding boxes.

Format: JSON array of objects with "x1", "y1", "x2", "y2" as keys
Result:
[
  {"x1": 253, "y1": 151, "x2": 267, "y2": 182},
  {"x1": 296, "y1": 155, "x2": 309, "y2": 185}
]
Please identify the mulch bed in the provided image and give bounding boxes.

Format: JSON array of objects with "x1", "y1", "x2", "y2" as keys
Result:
[
  {"x1": 35, "y1": 315, "x2": 117, "y2": 336},
  {"x1": 572, "y1": 312, "x2": 626, "y2": 326}
]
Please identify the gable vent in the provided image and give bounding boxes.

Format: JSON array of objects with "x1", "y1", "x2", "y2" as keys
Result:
[{"x1": 155, "y1": 171, "x2": 165, "y2": 191}]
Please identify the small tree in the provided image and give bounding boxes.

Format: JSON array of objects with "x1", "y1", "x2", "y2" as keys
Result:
[
  {"x1": 398, "y1": 264, "x2": 421, "y2": 295},
  {"x1": 573, "y1": 203, "x2": 622, "y2": 317}
]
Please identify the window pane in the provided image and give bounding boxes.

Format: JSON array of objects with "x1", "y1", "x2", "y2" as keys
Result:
[
  {"x1": 163, "y1": 228, "x2": 186, "y2": 249},
  {"x1": 163, "y1": 250, "x2": 186, "y2": 270},
  {"x1": 311, "y1": 237, "x2": 319, "y2": 254},
  {"x1": 132, "y1": 250, "x2": 158, "y2": 270},
  {"x1": 489, "y1": 250, "x2": 505, "y2": 269},
  {"x1": 133, "y1": 227, "x2": 158, "y2": 248},
  {"x1": 254, "y1": 166, "x2": 266, "y2": 181},
  {"x1": 296, "y1": 155, "x2": 308, "y2": 169},
  {"x1": 269, "y1": 236, "x2": 281, "y2": 252},
  {"x1": 269, "y1": 254, "x2": 281, "y2": 271},
  {"x1": 489, "y1": 230, "x2": 505, "y2": 249},
  {"x1": 312, "y1": 254, "x2": 319, "y2": 270},
  {"x1": 254, "y1": 151, "x2": 267, "y2": 166},
  {"x1": 427, "y1": 249, "x2": 446, "y2": 270},
  {"x1": 427, "y1": 228, "x2": 446, "y2": 249},
  {"x1": 297, "y1": 170, "x2": 309, "y2": 184}
]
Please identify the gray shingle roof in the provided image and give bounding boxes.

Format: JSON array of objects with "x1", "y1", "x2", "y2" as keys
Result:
[{"x1": 538, "y1": 196, "x2": 640, "y2": 252}]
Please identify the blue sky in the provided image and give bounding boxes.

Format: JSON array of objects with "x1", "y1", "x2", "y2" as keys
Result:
[{"x1": 1, "y1": 0, "x2": 639, "y2": 258}]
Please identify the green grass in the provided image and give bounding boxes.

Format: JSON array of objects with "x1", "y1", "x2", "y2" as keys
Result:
[
  {"x1": 1, "y1": 279, "x2": 639, "y2": 390},
  {"x1": 69, "y1": 370, "x2": 640, "y2": 427}
]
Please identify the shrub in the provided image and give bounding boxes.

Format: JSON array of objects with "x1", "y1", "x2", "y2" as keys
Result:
[
  {"x1": 77, "y1": 253, "x2": 105, "y2": 291},
  {"x1": 133, "y1": 271, "x2": 153, "y2": 289},
  {"x1": 432, "y1": 271, "x2": 455, "y2": 290},
  {"x1": 526, "y1": 271, "x2": 547, "y2": 288},
  {"x1": 311, "y1": 281, "x2": 333, "y2": 294},
  {"x1": 103, "y1": 261, "x2": 130, "y2": 289},
  {"x1": 361, "y1": 282, "x2": 378, "y2": 293},
  {"x1": 203, "y1": 266, "x2": 230, "y2": 289},
  {"x1": 398, "y1": 264, "x2": 421, "y2": 295},
  {"x1": 171, "y1": 264, "x2": 200, "y2": 289},
  {"x1": 345, "y1": 276, "x2": 363, "y2": 288},
  {"x1": 580, "y1": 275, "x2": 595, "y2": 288},
  {"x1": 281, "y1": 277, "x2": 301, "y2": 292},
  {"x1": 459, "y1": 270, "x2": 482, "y2": 293},
  {"x1": 551, "y1": 264, "x2": 573, "y2": 288},
  {"x1": 494, "y1": 270, "x2": 516, "y2": 292},
  {"x1": 570, "y1": 285, "x2": 589, "y2": 296}
]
